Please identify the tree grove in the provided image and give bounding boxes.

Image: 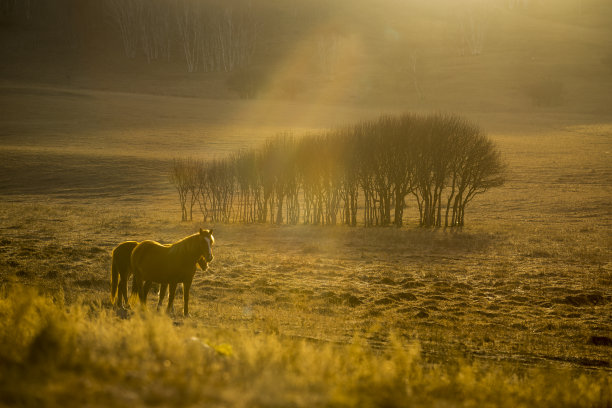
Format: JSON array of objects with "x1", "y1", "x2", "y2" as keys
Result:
[{"x1": 170, "y1": 113, "x2": 505, "y2": 227}]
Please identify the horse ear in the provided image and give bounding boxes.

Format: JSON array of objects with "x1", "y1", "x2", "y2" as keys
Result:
[
  {"x1": 209, "y1": 229, "x2": 213, "y2": 236},
  {"x1": 199, "y1": 228, "x2": 204, "y2": 235}
]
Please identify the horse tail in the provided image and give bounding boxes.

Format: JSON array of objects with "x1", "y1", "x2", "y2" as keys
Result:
[{"x1": 110, "y1": 260, "x2": 119, "y2": 305}]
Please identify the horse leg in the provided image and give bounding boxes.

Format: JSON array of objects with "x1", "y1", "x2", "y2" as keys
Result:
[
  {"x1": 121, "y1": 279, "x2": 129, "y2": 308},
  {"x1": 183, "y1": 279, "x2": 192, "y2": 317},
  {"x1": 115, "y1": 273, "x2": 124, "y2": 309},
  {"x1": 117, "y1": 276, "x2": 124, "y2": 308},
  {"x1": 142, "y1": 281, "x2": 153, "y2": 307},
  {"x1": 166, "y1": 283, "x2": 178, "y2": 315},
  {"x1": 118, "y1": 271, "x2": 128, "y2": 309},
  {"x1": 134, "y1": 275, "x2": 144, "y2": 305},
  {"x1": 157, "y1": 283, "x2": 168, "y2": 311},
  {"x1": 122, "y1": 269, "x2": 132, "y2": 308}
]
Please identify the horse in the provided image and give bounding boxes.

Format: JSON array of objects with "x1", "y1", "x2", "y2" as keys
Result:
[
  {"x1": 111, "y1": 240, "x2": 210, "y2": 310},
  {"x1": 110, "y1": 241, "x2": 139, "y2": 308},
  {"x1": 131, "y1": 228, "x2": 214, "y2": 316}
]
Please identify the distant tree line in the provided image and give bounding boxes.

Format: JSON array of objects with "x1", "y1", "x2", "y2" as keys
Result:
[
  {"x1": 170, "y1": 113, "x2": 505, "y2": 228},
  {"x1": 103, "y1": 0, "x2": 258, "y2": 73}
]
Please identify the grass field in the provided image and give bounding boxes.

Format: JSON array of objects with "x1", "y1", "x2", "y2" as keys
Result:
[{"x1": 0, "y1": 83, "x2": 611, "y2": 406}]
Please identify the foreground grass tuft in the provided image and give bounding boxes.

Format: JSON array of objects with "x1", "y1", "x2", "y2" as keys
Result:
[{"x1": 0, "y1": 285, "x2": 610, "y2": 407}]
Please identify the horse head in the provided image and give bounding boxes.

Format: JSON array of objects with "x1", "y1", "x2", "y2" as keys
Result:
[{"x1": 199, "y1": 228, "x2": 214, "y2": 263}]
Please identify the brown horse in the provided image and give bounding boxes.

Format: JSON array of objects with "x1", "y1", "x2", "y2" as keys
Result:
[
  {"x1": 131, "y1": 228, "x2": 214, "y2": 316},
  {"x1": 110, "y1": 241, "x2": 138, "y2": 308},
  {"x1": 111, "y1": 240, "x2": 209, "y2": 310}
]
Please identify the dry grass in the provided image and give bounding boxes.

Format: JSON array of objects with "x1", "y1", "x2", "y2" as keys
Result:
[
  {"x1": 0, "y1": 119, "x2": 611, "y2": 405},
  {"x1": 0, "y1": 284, "x2": 610, "y2": 408}
]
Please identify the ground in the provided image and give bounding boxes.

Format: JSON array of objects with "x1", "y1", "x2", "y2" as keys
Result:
[{"x1": 0, "y1": 91, "x2": 610, "y2": 405}]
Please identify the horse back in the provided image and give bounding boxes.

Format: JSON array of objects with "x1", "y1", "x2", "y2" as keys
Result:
[
  {"x1": 131, "y1": 240, "x2": 168, "y2": 269},
  {"x1": 131, "y1": 239, "x2": 196, "y2": 284},
  {"x1": 112, "y1": 241, "x2": 138, "y2": 269}
]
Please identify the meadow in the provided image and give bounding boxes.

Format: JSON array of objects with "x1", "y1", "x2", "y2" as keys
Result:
[{"x1": 0, "y1": 85, "x2": 611, "y2": 406}]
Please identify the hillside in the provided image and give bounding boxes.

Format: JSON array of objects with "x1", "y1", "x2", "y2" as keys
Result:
[{"x1": 1, "y1": 0, "x2": 611, "y2": 116}]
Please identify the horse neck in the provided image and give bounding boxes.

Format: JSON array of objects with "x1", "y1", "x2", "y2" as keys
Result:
[{"x1": 172, "y1": 234, "x2": 202, "y2": 263}]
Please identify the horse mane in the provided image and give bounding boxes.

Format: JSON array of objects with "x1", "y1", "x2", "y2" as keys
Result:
[{"x1": 167, "y1": 233, "x2": 200, "y2": 259}]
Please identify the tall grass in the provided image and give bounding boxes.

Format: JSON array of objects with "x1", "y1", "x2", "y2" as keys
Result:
[{"x1": 0, "y1": 285, "x2": 609, "y2": 407}]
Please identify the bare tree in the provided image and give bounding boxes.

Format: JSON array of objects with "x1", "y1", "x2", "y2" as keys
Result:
[
  {"x1": 139, "y1": 0, "x2": 173, "y2": 63},
  {"x1": 175, "y1": 0, "x2": 202, "y2": 73},
  {"x1": 234, "y1": 150, "x2": 258, "y2": 223},
  {"x1": 216, "y1": 6, "x2": 258, "y2": 72},
  {"x1": 169, "y1": 158, "x2": 191, "y2": 221},
  {"x1": 353, "y1": 122, "x2": 379, "y2": 227},
  {"x1": 105, "y1": 0, "x2": 142, "y2": 59},
  {"x1": 451, "y1": 135, "x2": 505, "y2": 226},
  {"x1": 457, "y1": 1, "x2": 488, "y2": 56},
  {"x1": 408, "y1": 52, "x2": 424, "y2": 100},
  {"x1": 103, "y1": 0, "x2": 259, "y2": 72},
  {"x1": 388, "y1": 114, "x2": 418, "y2": 227},
  {"x1": 297, "y1": 137, "x2": 322, "y2": 225},
  {"x1": 171, "y1": 113, "x2": 504, "y2": 228}
]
